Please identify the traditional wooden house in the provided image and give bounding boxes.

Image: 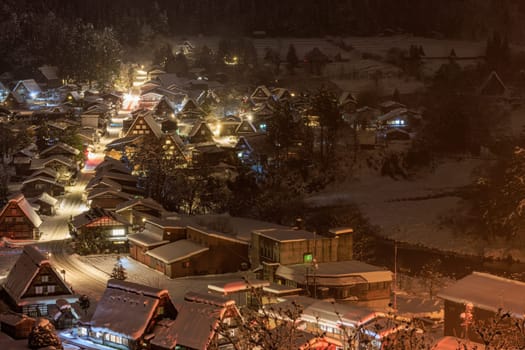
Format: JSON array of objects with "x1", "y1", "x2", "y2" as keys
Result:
[
  {"x1": 250, "y1": 85, "x2": 273, "y2": 104},
  {"x1": 128, "y1": 218, "x2": 185, "y2": 265},
  {"x1": 152, "y1": 97, "x2": 177, "y2": 118},
  {"x1": 11, "y1": 144, "x2": 38, "y2": 176},
  {"x1": 479, "y1": 71, "x2": 508, "y2": 97},
  {"x1": 78, "y1": 279, "x2": 178, "y2": 350},
  {"x1": 251, "y1": 227, "x2": 354, "y2": 281},
  {"x1": 2, "y1": 245, "x2": 76, "y2": 316},
  {"x1": 0, "y1": 194, "x2": 42, "y2": 240},
  {"x1": 63, "y1": 91, "x2": 82, "y2": 106},
  {"x1": 95, "y1": 157, "x2": 132, "y2": 175},
  {"x1": 86, "y1": 172, "x2": 141, "y2": 196},
  {"x1": 177, "y1": 98, "x2": 206, "y2": 120},
  {"x1": 36, "y1": 65, "x2": 60, "y2": 88},
  {"x1": 31, "y1": 192, "x2": 59, "y2": 216},
  {"x1": 187, "y1": 121, "x2": 215, "y2": 144},
  {"x1": 438, "y1": 272, "x2": 525, "y2": 342},
  {"x1": 2, "y1": 91, "x2": 25, "y2": 109},
  {"x1": 338, "y1": 91, "x2": 357, "y2": 113},
  {"x1": 28, "y1": 168, "x2": 58, "y2": 182},
  {"x1": 29, "y1": 155, "x2": 77, "y2": 182},
  {"x1": 12, "y1": 79, "x2": 41, "y2": 100},
  {"x1": 115, "y1": 197, "x2": 165, "y2": 226},
  {"x1": 378, "y1": 100, "x2": 406, "y2": 113},
  {"x1": 145, "y1": 225, "x2": 249, "y2": 278},
  {"x1": 0, "y1": 312, "x2": 35, "y2": 339},
  {"x1": 125, "y1": 111, "x2": 163, "y2": 139},
  {"x1": 86, "y1": 188, "x2": 135, "y2": 210},
  {"x1": 21, "y1": 176, "x2": 65, "y2": 198},
  {"x1": 275, "y1": 260, "x2": 392, "y2": 302},
  {"x1": 235, "y1": 119, "x2": 258, "y2": 136},
  {"x1": 71, "y1": 207, "x2": 131, "y2": 249},
  {"x1": 150, "y1": 292, "x2": 240, "y2": 350},
  {"x1": 272, "y1": 88, "x2": 292, "y2": 102}
]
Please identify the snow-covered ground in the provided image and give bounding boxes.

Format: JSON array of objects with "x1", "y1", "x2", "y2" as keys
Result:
[{"x1": 307, "y1": 157, "x2": 497, "y2": 257}]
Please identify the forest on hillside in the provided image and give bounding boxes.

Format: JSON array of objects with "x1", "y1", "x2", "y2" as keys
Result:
[{"x1": 2, "y1": 0, "x2": 524, "y2": 41}]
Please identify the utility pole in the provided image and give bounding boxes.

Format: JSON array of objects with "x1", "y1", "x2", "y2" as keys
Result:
[{"x1": 393, "y1": 241, "x2": 398, "y2": 313}]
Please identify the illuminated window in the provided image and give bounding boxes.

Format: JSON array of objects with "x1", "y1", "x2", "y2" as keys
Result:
[
  {"x1": 35, "y1": 286, "x2": 43, "y2": 294},
  {"x1": 112, "y1": 228, "x2": 126, "y2": 237},
  {"x1": 41, "y1": 275, "x2": 49, "y2": 283},
  {"x1": 303, "y1": 253, "x2": 313, "y2": 263},
  {"x1": 47, "y1": 285, "x2": 56, "y2": 293}
]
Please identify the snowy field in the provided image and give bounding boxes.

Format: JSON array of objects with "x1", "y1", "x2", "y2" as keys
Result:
[{"x1": 306, "y1": 157, "x2": 498, "y2": 258}]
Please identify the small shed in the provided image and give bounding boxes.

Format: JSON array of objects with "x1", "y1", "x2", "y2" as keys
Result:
[{"x1": 0, "y1": 312, "x2": 35, "y2": 339}]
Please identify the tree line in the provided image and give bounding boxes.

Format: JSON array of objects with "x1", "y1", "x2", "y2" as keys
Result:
[{"x1": 1, "y1": 0, "x2": 523, "y2": 41}]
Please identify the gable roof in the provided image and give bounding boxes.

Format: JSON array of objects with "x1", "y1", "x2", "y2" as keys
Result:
[
  {"x1": 13, "y1": 79, "x2": 41, "y2": 95},
  {"x1": 126, "y1": 112, "x2": 163, "y2": 139},
  {"x1": 4, "y1": 245, "x2": 73, "y2": 304},
  {"x1": 22, "y1": 176, "x2": 64, "y2": 188},
  {"x1": 33, "y1": 192, "x2": 58, "y2": 206},
  {"x1": 38, "y1": 65, "x2": 59, "y2": 81},
  {"x1": 479, "y1": 71, "x2": 507, "y2": 96},
  {"x1": 235, "y1": 119, "x2": 258, "y2": 135},
  {"x1": 90, "y1": 279, "x2": 173, "y2": 340},
  {"x1": 40, "y1": 142, "x2": 80, "y2": 157},
  {"x1": 188, "y1": 121, "x2": 213, "y2": 139},
  {"x1": 3, "y1": 91, "x2": 25, "y2": 104},
  {"x1": 179, "y1": 98, "x2": 205, "y2": 117},
  {"x1": 115, "y1": 197, "x2": 164, "y2": 213},
  {"x1": 86, "y1": 188, "x2": 135, "y2": 201},
  {"x1": 151, "y1": 292, "x2": 236, "y2": 350},
  {"x1": 250, "y1": 85, "x2": 272, "y2": 101},
  {"x1": 29, "y1": 155, "x2": 75, "y2": 170},
  {"x1": 437, "y1": 271, "x2": 525, "y2": 318},
  {"x1": 146, "y1": 240, "x2": 209, "y2": 264},
  {"x1": 28, "y1": 168, "x2": 58, "y2": 180},
  {"x1": 0, "y1": 194, "x2": 42, "y2": 228},
  {"x1": 94, "y1": 157, "x2": 131, "y2": 175},
  {"x1": 72, "y1": 207, "x2": 130, "y2": 229}
]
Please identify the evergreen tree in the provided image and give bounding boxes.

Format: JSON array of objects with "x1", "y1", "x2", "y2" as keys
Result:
[
  {"x1": 28, "y1": 318, "x2": 63, "y2": 350},
  {"x1": 110, "y1": 256, "x2": 127, "y2": 280},
  {"x1": 286, "y1": 44, "x2": 299, "y2": 74}
]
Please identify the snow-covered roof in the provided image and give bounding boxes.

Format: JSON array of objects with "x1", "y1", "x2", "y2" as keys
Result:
[
  {"x1": 127, "y1": 231, "x2": 169, "y2": 248},
  {"x1": 126, "y1": 112, "x2": 163, "y2": 139},
  {"x1": 3, "y1": 245, "x2": 73, "y2": 304},
  {"x1": 13, "y1": 79, "x2": 41, "y2": 95},
  {"x1": 95, "y1": 157, "x2": 131, "y2": 175},
  {"x1": 90, "y1": 279, "x2": 172, "y2": 340},
  {"x1": 29, "y1": 155, "x2": 75, "y2": 170},
  {"x1": 115, "y1": 197, "x2": 164, "y2": 213},
  {"x1": 28, "y1": 167, "x2": 58, "y2": 180},
  {"x1": 151, "y1": 292, "x2": 236, "y2": 350},
  {"x1": 34, "y1": 192, "x2": 58, "y2": 206},
  {"x1": 38, "y1": 65, "x2": 59, "y2": 81},
  {"x1": 276, "y1": 261, "x2": 392, "y2": 286},
  {"x1": 277, "y1": 295, "x2": 377, "y2": 327},
  {"x1": 146, "y1": 240, "x2": 209, "y2": 264},
  {"x1": 253, "y1": 228, "x2": 317, "y2": 242},
  {"x1": 437, "y1": 272, "x2": 525, "y2": 318},
  {"x1": 0, "y1": 194, "x2": 42, "y2": 228},
  {"x1": 72, "y1": 207, "x2": 130, "y2": 229},
  {"x1": 208, "y1": 279, "x2": 270, "y2": 294},
  {"x1": 22, "y1": 176, "x2": 64, "y2": 188},
  {"x1": 40, "y1": 142, "x2": 80, "y2": 157}
]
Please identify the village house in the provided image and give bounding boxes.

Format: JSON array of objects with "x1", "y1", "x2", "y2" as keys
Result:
[
  {"x1": 115, "y1": 197, "x2": 165, "y2": 226},
  {"x1": 2, "y1": 245, "x2": 77, "y2": 317},
  {"x1": 136, "y1": 223, "x2": 250, "y2": 279},
  {"x1": 87, "y1": 188, "x2": 136, "y2": 210},
  {"x1": 30, "y1": 192, "x2": 59, "y2": 216},
  {"x1": 0, "y1": 194, "x2": 42, "y2": 240},
  {"x1": 72, "y1": 207, "x2": 131, "y2": 248},
  {"x1": 40, "y1": 142, "x2": 80, "y2": 162},
  {"x1": 11, "y1": 143, "x2": 38, "y2": 176},
  {"x1": 1, "y1": 91, "x2": 25, "y2": 109},
  {"x1": 149, "y1": 292, "x2": 241, "y2": 350},
  {"x1": 251, "y1": 227, "x2": 354, "y2": 281},
  {"x1": 21, "y1": 176, "x2": 65, "y2": 198},
  {"x1": 0, "y1": 312, "x2": 35, "y2": 339},
  {"x1": 12, "y1": 79, "x2": 41, "y2": 101},
  {"x1": 128, "y1": 218, "x2": 186, "y2": 265},
  {"x1": 275, "y1": 260, "x2": 392, "y2": 303},
  {"x1": 250, "y1": 85, "x2": 273, "y2": 105},
  {"x1": 78, "y1": 279, "x2": 178, "y2": 350},
  {"x1": 29, "y1": 155, "x2": 77, "y2": 184},
  {"x1": 438, "y1": 271, "x2": 525, "y2": 342}
]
